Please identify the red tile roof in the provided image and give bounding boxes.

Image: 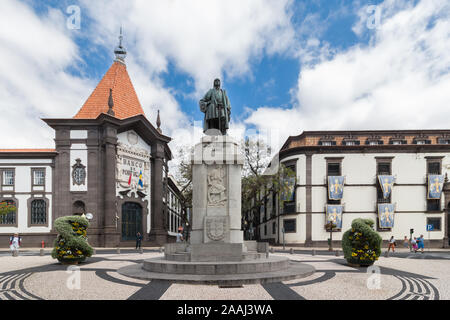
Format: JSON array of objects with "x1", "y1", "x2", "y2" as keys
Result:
[{"x1": 73, "y1": 61, "x2": 145, "y2": 120}]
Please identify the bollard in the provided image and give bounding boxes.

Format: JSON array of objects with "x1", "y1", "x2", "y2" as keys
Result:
[
  {"x1": 140, "y1": 248, "x2": 144, "y2": 254},
  {"x1": 290, "y1": 248, "x2": 294, "y2": 254},
  {"x1": 159, "y1": 247, "x2": 164, "y2": 253},
  {"x1": 335, "y1": 250, "x2": 340, "y2": 257},
  {"x1": 93, "y1": 248, "x2": 96, "y2": 255},
  {"x1": 270, "y1": 247, "x2": 274, "y2": 254},
  {"x1": 40, "y1": 249, "x2": 44, "y2": 256},
  {"x1": 312, "y1": 249, "x2": 316, "y2": 256},
  {"x1": 116, "y1": 248, "x2": 121, "y2": 254},
  {"x1": 384, "y1": 251, "x2": 388, "y2": 258}
]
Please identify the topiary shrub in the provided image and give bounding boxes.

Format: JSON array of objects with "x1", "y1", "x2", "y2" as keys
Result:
[
  {"x1": 342, "y1": 218, "x2": 382, "y2": 266},
  {"x1": 51, "y1": 215, "x2": 93, "y2": 264}
]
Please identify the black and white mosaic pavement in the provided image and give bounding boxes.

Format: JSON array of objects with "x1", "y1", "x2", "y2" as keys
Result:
[{"x1": 0, "y1": 249, "x2": 446, "y2": 300}]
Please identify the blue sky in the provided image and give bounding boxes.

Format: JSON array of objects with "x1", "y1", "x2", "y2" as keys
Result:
[{"x1": 0, "y1": 0, "x2": 449, "y2": 160}]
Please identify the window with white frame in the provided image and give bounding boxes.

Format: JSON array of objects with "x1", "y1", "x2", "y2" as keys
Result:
[
  {"x1": 2, "y1": 169, "x2": 14, "y2": 186},
  {"x1": 33, "y1": 169, "x2": 45, "y2": 186}
]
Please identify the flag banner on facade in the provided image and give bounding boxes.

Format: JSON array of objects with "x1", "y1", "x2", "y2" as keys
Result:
[
  {"x1": 328, "y1": 176, "x2": 344, "y2": 200},
  {"x1": 378, "y1": 175, "x2": 394, "y2": 199},
  {"x1": 427, "y1": 174, "x2": 444, "y2": 199},
  {"x1": 138, "y1": 170, "x2": 144, "y2": 188},
  {"x1": 281, "y1": 176, "x2": 296, "y2": 201},
  {"x1": 378, "y1": 203, "x2": 395, "y2": 228},
  {"x1": 326, "y1": 205, "x2": 343, "y2": 229}
]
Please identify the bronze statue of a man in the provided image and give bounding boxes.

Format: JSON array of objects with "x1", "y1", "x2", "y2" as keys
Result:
[{"x1": 199, "y1": 78, "x2": 231, "y2": 135}]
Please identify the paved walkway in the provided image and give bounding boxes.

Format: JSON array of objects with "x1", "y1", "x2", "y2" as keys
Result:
[{"x1": 0, "y1": 249, "x2": 448, "y2": 300}]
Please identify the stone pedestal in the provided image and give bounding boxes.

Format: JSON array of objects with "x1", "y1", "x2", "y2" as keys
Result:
[
  {"x1": 190, "y1": 135, "x2": 244, "y2": 244},
  {"x1": 188, "y1": 135, "x2": 244, "y2": 261}
]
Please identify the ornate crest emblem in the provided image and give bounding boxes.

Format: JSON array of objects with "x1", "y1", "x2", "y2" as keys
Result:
[
  {"x1": 206, "y1": 217, "x2": 227, "y2": 241},
  {"x1": 127, "y1": 131, "x2": 138, "y2": 145},
  {"x1": 72, "y1": 158, "x2": 86, "y2": 186}
]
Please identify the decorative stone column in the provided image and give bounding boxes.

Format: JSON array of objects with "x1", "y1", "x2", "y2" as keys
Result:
[
  {"x1": 149, "y1": 142, "x2": 167, "y2": 245},
  {"x1": 103, "y1": 124, "x2": 120, "y2": 246},
  {"x1": 443, "y1": 187, "x2": 450, "y2": 248},
  {"x1": 305, "y1": 152, "x2": 313, "y2": 247}
]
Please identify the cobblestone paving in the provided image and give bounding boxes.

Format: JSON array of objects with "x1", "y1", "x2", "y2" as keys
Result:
[{"x1": 0, "y1": 250, "x2": 448, "y2": 300}]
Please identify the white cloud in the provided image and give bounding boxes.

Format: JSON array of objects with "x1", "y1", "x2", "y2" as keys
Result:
[
  {"x1": 246, "y1": 0, "x2": 450, "y2": 146},
  {"x1": 0, "y1": 0, "x2": 93, "y2": 148},
  {"x1": 77, "y1": 0, "x2": 296, "y2": 171}
]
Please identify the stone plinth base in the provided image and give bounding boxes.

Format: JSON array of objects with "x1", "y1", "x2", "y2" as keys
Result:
[
  {"x1": 164, "y1": 241, "x2": 269, "y2": 262},
  {"x1": 118, "y1": 258, "x2": 315, "y2": 286}
]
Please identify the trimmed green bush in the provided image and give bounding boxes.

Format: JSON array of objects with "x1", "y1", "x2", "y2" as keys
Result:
[
  {"x1": 51, "y1": 215, "x2": 93, "y2": 264},
  {"x1": 342, "y1": 218, "x2": 382, "y2": 266}
]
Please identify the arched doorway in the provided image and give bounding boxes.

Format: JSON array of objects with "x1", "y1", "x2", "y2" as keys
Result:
[
  {"x1": 122, "y1": 202, "x2": 143, "y2": 241},
  {"x1": 73, "y1": 201, "x2": 85, "y2": 215}
]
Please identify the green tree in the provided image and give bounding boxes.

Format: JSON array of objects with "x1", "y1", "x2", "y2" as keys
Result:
[
  {"x1": 172, "y1": 145, "x2": 193, "y2": 227},
  {"x1": 241, "y1": 137, "x2": 295, "y2": 240}
]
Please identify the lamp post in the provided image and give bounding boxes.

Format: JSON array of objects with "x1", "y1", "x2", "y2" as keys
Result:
[{"x1": 325, "y1": 222, "x2": 336, "y2": 251}]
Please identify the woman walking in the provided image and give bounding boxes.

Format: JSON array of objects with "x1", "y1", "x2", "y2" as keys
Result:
[
  {"x1": 403, "y1": 236, "x2": 409, "y2": 249},
  {"x1": 387, "y1": 236, "x2": 396, "y2": 253},
  {"x1": 411, "y1": 237, "x2": 418, "y2": 253}
]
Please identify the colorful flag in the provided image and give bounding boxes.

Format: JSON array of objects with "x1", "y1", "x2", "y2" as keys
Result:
[
  {"x1": 281, "y1": 177, "x2": 296, "y2": 201},
  {"x1": 378, "y1": 203, "x2": 395, "y2": 228},
  {"x1": 427, "y1": 175, "x2": 444, "y2": 199},
  {"x1": 328, "y1": 176, "x2": 344, "y2": 200},
  {"x1": 326, "y1": 205, "x2": 343, "y2": 229},
  {"x1": 128, "y1": 173, "x2": 132, "y2": 186},
  {"x1": 378, "y1": 175, "x2": 394, "y2": 199},
  {"x1": 138, "y1": 170, "x2": 144, "y2": 188}
]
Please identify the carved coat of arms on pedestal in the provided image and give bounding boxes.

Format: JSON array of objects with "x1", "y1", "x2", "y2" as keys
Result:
[
  {"x1": 207, "y1": 165, "x2": 227, "y2": 206},
  {"x1": 205, "y1": 216, "x2": 227, "y2": 241}
]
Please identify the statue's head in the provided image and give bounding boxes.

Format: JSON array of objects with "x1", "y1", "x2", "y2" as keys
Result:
[{"x1": 214, "y1": 78, "x2": 221, "y2": 89}]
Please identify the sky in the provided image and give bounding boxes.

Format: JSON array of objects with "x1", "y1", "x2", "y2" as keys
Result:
[{"x1": 0, "y1": 0, "x2": 449, "y2": 170}]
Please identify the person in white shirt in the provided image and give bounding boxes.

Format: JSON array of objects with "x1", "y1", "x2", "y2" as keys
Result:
[{"x1": 9, "y1": 233, "x2": 21, "y2": 256}]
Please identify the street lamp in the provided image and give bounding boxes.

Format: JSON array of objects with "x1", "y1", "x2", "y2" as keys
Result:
[{"x1": 325, "y1": 222, "x2": 336, "y2": 251}]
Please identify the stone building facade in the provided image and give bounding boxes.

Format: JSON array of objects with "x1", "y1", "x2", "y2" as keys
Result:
[
  {"x1": 251, "y1": 130, "x2": 450, "y2": 248},
  {"x1": 0, "y1": 45, "x2": 175, "y2": 247}
]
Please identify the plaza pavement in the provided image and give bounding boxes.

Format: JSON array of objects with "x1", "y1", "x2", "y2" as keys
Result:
[{"x1": 0, "y1": 246, "x2": 448, "y2": 300}]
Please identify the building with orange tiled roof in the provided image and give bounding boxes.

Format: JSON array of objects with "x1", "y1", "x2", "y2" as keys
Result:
[{"x1": 0, "y1": 32, "x2": 180, "y2": 248}]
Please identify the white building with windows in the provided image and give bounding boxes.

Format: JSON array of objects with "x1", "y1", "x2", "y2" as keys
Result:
[
  {"x1": 0, "y1": 150, "x2": 54, "y2": 239},
  {"x1": 254, "y1": 130, "x2": 450, "y2": 248},
  {"x1": 165, "y1": 176, "x2": 187, "y2": 240}
]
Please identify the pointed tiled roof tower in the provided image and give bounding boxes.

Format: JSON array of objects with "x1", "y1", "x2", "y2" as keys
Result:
[{"x1": 74, "y1": 28, "x2": 145, "y2": 120}]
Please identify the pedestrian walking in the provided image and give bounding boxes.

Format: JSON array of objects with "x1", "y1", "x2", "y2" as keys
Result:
[
  {"x1": 387, "y1": 236, "x2": 396, "y2": 253},
  {"x1": 411, "y1": 237, "x2": 418, "y2": 253},
  {"x1": 135, "y1": 232, "x2": 142, "y2": 250},
  {"x1": 417, "y1": 234, "x2": 425, "y2": 253},
  {"x1": 403, "y1": 236, "x2": 409, "y2": 248},
  {"x1": 9, "y1": 233, "x2": 21, "y2": 256}
]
